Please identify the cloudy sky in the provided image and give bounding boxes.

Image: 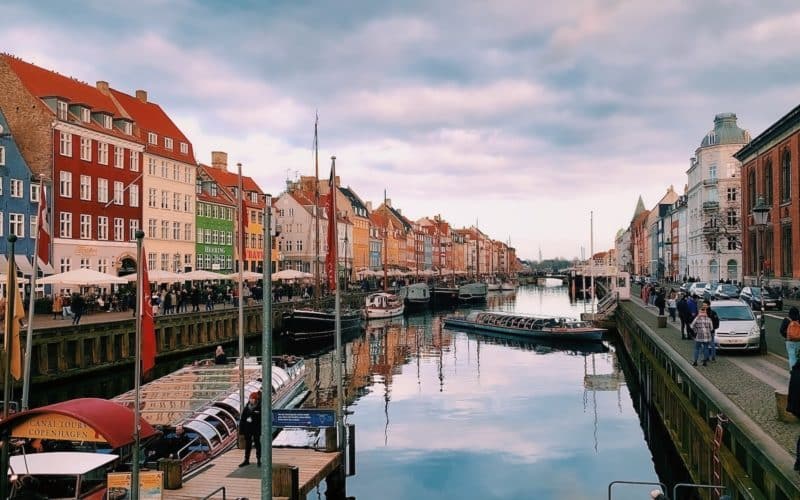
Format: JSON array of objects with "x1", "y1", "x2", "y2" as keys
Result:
[{"x1": 6, "y1": 1, "x2": 800, "y2": 260}]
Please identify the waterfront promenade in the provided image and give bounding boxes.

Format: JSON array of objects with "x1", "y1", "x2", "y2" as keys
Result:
[{"x1": 626, "y1": 292, "x2": 800, "y2": 474}]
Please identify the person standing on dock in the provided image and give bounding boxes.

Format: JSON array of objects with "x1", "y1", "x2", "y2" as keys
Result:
[
  {"x1": 786, "y1": 359, "x2": 800, "y2": 471},
  {"x1": 239, "y1": 391, "x2": 262, "y2": 467},
  {"x1": 780, "y1": 306, "x2": 800, "y2": 370},
  {"x1": 703, "y1": 299, "x2": 720, "y2": 362},
  {"x1": 654, "y1": 288, "x2": 666, "y2": 316},
  {"x1": 690, "y1": 304, "x2": 713, "y2": 367},
  {"x1": 667, "y1": 291, "x2": 677, "y2": 322},
  {"x1": 677, "y1": 294, "x2": 690, "y2": 338}
]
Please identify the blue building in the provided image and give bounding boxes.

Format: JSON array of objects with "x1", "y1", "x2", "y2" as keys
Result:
[{"x1": 0, "y1": 109, "x2": 52, "y2": 294}]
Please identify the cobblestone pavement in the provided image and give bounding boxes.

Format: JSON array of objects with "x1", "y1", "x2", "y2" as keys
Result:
[{"x1": 622, "y1": 296, "x2": 800, "y2": 461}]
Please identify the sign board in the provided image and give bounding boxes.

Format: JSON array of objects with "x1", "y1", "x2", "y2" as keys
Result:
[
  {"x1": 13, "y1": 413, "x2": 106, "y2": 442},
  {"x1": 107, "y1": 471, "x2": 163, "y2": 500},
  {"x1": 272, "y1": 409, "x2": 336, "y2": 428},
  {"x1": 211, "y1": 263, "x2": 221, "y2": 270}
]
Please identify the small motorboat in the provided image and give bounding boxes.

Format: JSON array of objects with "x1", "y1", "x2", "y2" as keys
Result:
[
  {"x1": 443, "y1": 311, "x2": 606, "y2": 341},
  {"x1": 458, "y1": 282, "x2": 488, "y2": 303},
  {"x1": 365, "y1": 292, "x2": 405, "y2": 319},
  {"x1": 398, "y1": 282, "x2": 430, "y2": 312}
]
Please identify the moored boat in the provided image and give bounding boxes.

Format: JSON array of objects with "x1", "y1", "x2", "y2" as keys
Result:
[
  {"x1": 397, "y1": 282, "x2": 430, "y2": 312},
  {"x1": 432, "y1": 283, "x2": 459, "y2": 307},
  {"x1": 283, "y1": 308, "x2": 363, "y2": 341},
  {"x1": 365, "y1": 292, "x2": 405, "y2": 319},
  {"x1": 443, "y1": 311, "x2": 606, "y2": 341},
  {"x1": 8, "y1": 452, "x2": 119, "y2": 499},
  {"x1": 458, "y1": 282, "x2": 488, "y2": 303}
]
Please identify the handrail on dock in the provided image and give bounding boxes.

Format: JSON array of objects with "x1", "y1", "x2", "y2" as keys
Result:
[{"x1": 201, "y1": 486, "x2": 226, "y2": 499}]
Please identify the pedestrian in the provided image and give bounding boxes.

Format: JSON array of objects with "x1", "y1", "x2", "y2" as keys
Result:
[
  {"x1": 52, "y1": 294, "x2": 63, "y2": 320},
  {"x1": 667, "y1": 292, "x2": 677, "y2": 322},
  {"x1": 686, "y1": 295, "x2": 699, "y2": 339},
  {"x1": 690, "y1": 303, "x2": 713, "y2": 367},
  {"x1": 780, "y1": 306, "x2": 800, "y2": 370},
  {"x1": 71, "y1": 293, "x2": 85, "y2": 325},
  {"x1": 703, "y1": 299, "x2": 720, "y2": 362},
  {"x1": 214, "y1": 345, "x2": 227, "y2": 365},
  {"x1": 676, "y1": 294, "x2": 690, "y2": 339},
  {"x1": 239, "y1": 391, "x2": 262, "y2": 467},
  {"x1": 788, "y1": 360, "x2": 800, "y2": 471},
  {"x1": 655, "y1": 289, "x2": 666, "y2": 316}
]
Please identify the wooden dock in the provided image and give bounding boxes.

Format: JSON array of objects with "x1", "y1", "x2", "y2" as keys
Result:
[{"x1": 163, "y1": 447, "x2": 342, "y2": 499}]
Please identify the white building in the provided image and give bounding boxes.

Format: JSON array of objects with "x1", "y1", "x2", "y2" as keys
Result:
[{"x1": 686, "y1": 113, "x2": 750, "y2": 283}]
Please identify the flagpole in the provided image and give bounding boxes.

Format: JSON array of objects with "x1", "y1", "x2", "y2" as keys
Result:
[
  {"x1": 22, "y1": 179, "x2": 45, "y2": 411},
  {"x1": 314, "y1": 115, "x2": 321, "y2": 299},
  {"x1": 132, "y1": 230, "x2": 144, "y2": 500},
  {"x1": 237, "y1": 163, "x2": 245, "y2": 415},
  {"x1": 1, "y1": 235, "x2": 18, "y2": 500},
  {"x1": 331, "y1": 156, "x2": 345, "y2": 453},
  {"x1": 261, "y1": 196, "x2": 273, "y2": 499}
]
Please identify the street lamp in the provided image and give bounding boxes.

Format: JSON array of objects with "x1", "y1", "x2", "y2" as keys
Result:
[{"x1": 752, "y1": 195, "x2": 770, "y2": 354}]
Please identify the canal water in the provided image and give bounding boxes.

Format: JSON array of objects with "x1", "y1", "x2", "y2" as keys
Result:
[{"x1": 32, "y1": 282, "x2": 689, "y2": 499}]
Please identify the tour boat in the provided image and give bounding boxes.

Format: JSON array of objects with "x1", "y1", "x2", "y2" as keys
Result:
[
  {"x1": 8, "y1": 452, "x2": 119, "y2": 499},
  {"x1": 397, "y1": 282, "x2": 430, "y2": 312},
  {"x1": 432, "y1": 282, "x2": 460, "y2": 307},
  {"x1": 113, "y1": 355, "x2": 307, "y2": 476},
  {"x1": 283, "y1": 308, "x2": 363, "y2": 341},
  {"x1": 365, "y1": 292, "x2": 405, "y2": 319},
  {"x1": 443, "y1": 311, "x2": 606, "y2": 341}
]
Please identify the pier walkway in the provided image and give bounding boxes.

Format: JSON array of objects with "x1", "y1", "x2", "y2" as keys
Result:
[{"x1": 623, "y1": 295, "x2": 800, "y2": 472}]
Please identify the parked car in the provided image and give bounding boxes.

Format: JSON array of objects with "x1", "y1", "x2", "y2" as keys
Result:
[
  {"x1": 711, "y1": 300, "x2": 762, "y2": 352},
  {"x1": 739, "y1": 286, "x2": 783, "y2": 311},
  {"x1": 701, "y1": 282, "x2": 719, "y2": 301},
  {"x1": 713, "y1": 283, "x2": 741, "y2": 301},
  {"x1": 687, "y1": 282, "x2": 708, "y2": 298},
  {"x1": 679, "y1": 282, "x2": 692, "y2": 294}
]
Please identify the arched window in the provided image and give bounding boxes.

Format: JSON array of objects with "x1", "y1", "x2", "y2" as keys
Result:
[
  {"x1": 726, "y1": 259, "x2": 738, "y2": 281},
  {"x1": 709, "y1": 259, "x2": 719, "y2": 282},
  {"x1": 781, "y1": 150, "x2": 791, "y2": 202},
  {"x1": 748, "y1": 169, "x2": 756, "y2": 209},
  {"x1": 764, "y1": 160, "x2": 773, "y2": 205}
]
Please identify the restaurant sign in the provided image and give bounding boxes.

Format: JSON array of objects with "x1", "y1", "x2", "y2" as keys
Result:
[
  {"x1": 13, "y1": 413, "x2": 106, "y2": 442},
  {"x1": 108, "y1": 471, "x2": 163, "y2": 499}
]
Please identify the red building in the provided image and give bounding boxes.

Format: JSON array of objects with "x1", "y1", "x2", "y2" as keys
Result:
[
  {"x1": 735, "y1": 104, "x2": 800, "y2": 284},
  {"x1": 0, "y1": 55, "x2": 144, "y2": 278}
]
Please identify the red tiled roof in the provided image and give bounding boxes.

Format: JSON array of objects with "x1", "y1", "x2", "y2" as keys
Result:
[
  {"x1": 202, "y1": 165, "x2": 263, "y2": 195},
  {"x1": 197, "y1": 190, "x2": 235, "y2": 206},
  {"x1": 110, "y1": 88, "x2": 196, "y2": 164}
]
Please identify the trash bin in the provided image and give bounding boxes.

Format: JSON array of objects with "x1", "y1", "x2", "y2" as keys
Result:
[
  {"x1": 657, "y1": 315, "x2": 667, "y2": 328},
  {"x1": 158, "y1": 458, "x2": 182, "y2": 490}
]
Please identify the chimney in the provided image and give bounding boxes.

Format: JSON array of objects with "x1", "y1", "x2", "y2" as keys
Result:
[
  {"x1": 385, "y1": 198, "x2": 392, "y2": 207},
  {"x1": 96, "y1": 81, "x2": 109, "y2": 95},
  {"x1": 136, "y1": 90, "x2": 148, "y2": 103},
  {"x1": 366, "y1": 201, "x2": 372, "y2": 212},
  {"x1": 211, "y1": 151, "x2": 228, "y2": 171}
]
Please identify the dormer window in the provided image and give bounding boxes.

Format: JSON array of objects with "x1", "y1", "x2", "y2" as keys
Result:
[
  {"x1": 148, "y1": 132, "x2": 157, "y2": 145},
  {"x1": 164, "y1": 137, "x2": 173, "y2": 150},
  {"x1": 180, "y1": 142, "x2": 188, "y2": 154},
  {"x1": 57, "y1": 101, "x2": 68, "y2": 120},
  {"x1": 251, "y1": 192, "x2": 258, "y2": 203},
  {"x1": 103, "y1": 115, "x2": 112, "y2": 129},
  {"x1": 122, "y1": 122, "x2": 132, "y2": 135},
  {"x1": 210, "y1": 184, "x2": 217, "y2": 196},
  {"x1": 80, "y1": 107, "x2": 90, "y2": 123}
]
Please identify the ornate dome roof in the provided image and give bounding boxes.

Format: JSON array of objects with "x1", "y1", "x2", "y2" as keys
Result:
[{"x1": 700, "y1": 113, "x2": 750, "y2": 148}]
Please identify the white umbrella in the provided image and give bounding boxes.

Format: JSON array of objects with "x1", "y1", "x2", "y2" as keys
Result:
[
  {"x1": 272, "y1": 269, "x2": 312, "y2": 281},
  {"x1": 124, "y1": 270, "x2": 183, "y2": 283},
  {"x1": 181, "y1": 270, "x2": 230, "y2": 281},
  {"x1": 226, "y1": 271, "x2": 263, "y2": 281},
  {"x1": 38, "y1": 269, "x2": 128, "y2": 285},
  {"x1": 0, "y1": 274, "x2": 29, "y2": 284}
]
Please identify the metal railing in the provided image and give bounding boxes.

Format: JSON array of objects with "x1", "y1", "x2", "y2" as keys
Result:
[{"x1": 201, "y1": 486, "x2": 227, "y2": 499}]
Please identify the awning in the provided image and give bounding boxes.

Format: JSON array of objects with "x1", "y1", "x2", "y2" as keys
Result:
[
  {"x1": 15, "y1": 255, "x2": 34, "y2": 275},
  {"x1": 38, "y1": 257, "x2": 55, "y2": 275}
]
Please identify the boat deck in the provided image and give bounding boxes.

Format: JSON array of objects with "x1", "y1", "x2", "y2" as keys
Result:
[{"x1": 163, "y1": 446, "x2": 342, "y2": 499}]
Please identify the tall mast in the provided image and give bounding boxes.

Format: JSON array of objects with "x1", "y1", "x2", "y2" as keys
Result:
[{"x1": 314, "y1": 114, "x2": 321, "y2": 299}]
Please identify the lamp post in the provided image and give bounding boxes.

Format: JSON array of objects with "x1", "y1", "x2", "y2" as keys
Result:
[{"x1": 752, "y1": 196, "x2": 770, "y2": 354}]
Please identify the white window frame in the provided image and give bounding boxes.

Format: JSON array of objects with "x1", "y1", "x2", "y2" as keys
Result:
[
  {"x1": 59, "y1": 171, "x2": 72, "y2": 198},
  {"x1": 129, "y1": 184, "x2": 139, "y2": 207},
  {"x1": 98, "y1": 178, "x2": 109, "y2": 204},
  {"x1": 10, "y1": 179, "x2": 23, "y2": 198},
  {"x1": 161, "y1": 220, "x2": 169, "y2": 240},
  {"x1": 0, "y1": 146, "x2": 5, "y2": 165},
  {"x1": 80, "y1": 214, "x2": 91, "y2": 240},
  {"x1": 59, "y1": 131, "x2": 72, "y2": 157},
  {"x1": 9, "y1": 213, "x2": 24, "y2": 238},
  {"x1": 114, "y1": 181, "x2": 124, "y2": 205},
  {"x1": 57, "y1": 101, "x2": 68, "y2": 120},
  {"x1": 185, "y1": 223, "x2": 192, "y2": 241},
  {"x1": 129, "y1": 219, "x2": 139, "y2": 241},
  {"x1": 180, "y1": 142, "x2": 188, "y2": 154},
  {"x1": 164, "y1": 137, "x2": 173, "y2": 150},
  {"x1": 60, "y1": 257, "x2": 71, "y2": 273},
  {"x1": 80, "y1": 107, "x2": 90, "y2": 123},
  {"x1": 148, "y1": 132, "x2": 157, "y2": 145},
  {"x1": 148, "y1": 188, "x2": 157, "y2": 208},
  {"x1": 114, "y1": 218, "x2": 124, "y2": 241},
  {"x1": 98, "y1": 216, "x2": 109, "y2": 240},
  {"x1": 173, "y1": 221, "x2": 181, "y2": 240},
  {"x1": 103, "y1": 115, "x2": 112, "y2": 129},
  {"x1": 148, "y1": 219, "x2": 157, "y2": 238},
  {"x1": 0, "y1": 213, "x2": 3, "y2": 236},
  {"x1": 29, "y1": 215, "x2": 37, "y2": 239},
  {"x1": 80, "y1": 137, "x2": 92, "y2": 161},
  {"x1": 114, "y1": 146, "x2": 124, "y2": 168},
  {"x1": 130, "y1": 150, "x2": 139, "y2": 172},
  {"x1": 79, "y1": 175, "x2": 91, "y2": 201},
  {"x1": 59, "y1": 212, "x2": 72, "y2": 238},
  {"x1": 98, "y1": 142, "x2": 109, "y2": 165}
]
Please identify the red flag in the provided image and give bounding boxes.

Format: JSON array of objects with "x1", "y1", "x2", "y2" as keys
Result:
[
  {"x1": 37, "y1": 182, "x2": 51, "y2": 266},
  {"x1": 140, "y1": 246, "x2": 156, "y2": 378},
  {"x1": 325, "y1": 163, "x2": 338, "y2": 292}
]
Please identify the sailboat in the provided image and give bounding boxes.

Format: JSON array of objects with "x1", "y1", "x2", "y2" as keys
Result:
[{"x1": 284, "y1": 118, "x2": 362, "y2": 341}]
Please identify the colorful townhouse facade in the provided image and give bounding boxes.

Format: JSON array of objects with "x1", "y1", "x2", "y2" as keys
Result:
[{"x1": 195, "y1": 166, "x2": 235, "y2": 273}]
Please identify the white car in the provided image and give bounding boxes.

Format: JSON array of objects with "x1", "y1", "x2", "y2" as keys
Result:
[
  {"x1": 687, "y1": 282, "x2": 708, "y2": 297},
  {"x1": 710, "y1": 300, "x2": 761, "y2": 352}
]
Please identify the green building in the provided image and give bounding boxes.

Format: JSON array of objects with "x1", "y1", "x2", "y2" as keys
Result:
[{"x1": 195, "y1": 173, "x2": 235, "y2": 273}]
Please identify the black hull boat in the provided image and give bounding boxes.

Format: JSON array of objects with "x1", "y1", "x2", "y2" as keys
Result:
[
  {"x1": 443, "y1": 311, "x2": 606, "y2": 342},
  {"x1": 458, "y1": 282, "x2": 488, "y2": 303},
  {"x1": 284, "y1": 308, "x2": 363, "y2": 341},
  {"x1": 398, "y1": 283, "x2": 431, "y2": 312},
  {"x1": 432, "y1": 285, "x2": 459, "y2": 307}
]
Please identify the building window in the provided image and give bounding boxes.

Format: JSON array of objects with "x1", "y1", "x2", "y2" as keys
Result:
[
  {"x1": 173, "y1": 253, "x2": 181, "y2": 271},
  {"x1": 212, "y1": 230, "x2": 219, "y2": 244},
  {"x1": 114, "y1": 146, "x2": 124, "y2": 168},
  {"x1": 114, "y1": 218, "x2": 124, "y2": 241},
  {"x1": 0, "y1": 146, "x2": 5, "y2": 165},
  {"x1": 148, "y1": 252, "x2": 156, "y2": 271},
  {"x1": 148, "y1": 158, "x2": 156, "y2": 175},
  {"x1": 122, "y1": 122, "x2": 132, "y2": 135},
  {"x1": 727, "y1": 209, "x2": 738, "y2": 227},
  {"x1": 764, "y1": 160, "x2": 773, "y2": 205},
  {"x1": 60, "y1": 171, "x2": 72, "y2": 198},
  {"x1": 103, "y1": 115, "x2": 112, "y2": 129},
  {"x1": 160, "y1": 253, "x2": 169, "y2": 271},
  {"x1": 129, "y1": 184, "x2": 139, "y2": 207},
  {"x1": 781, "y1": 150, "x2": 792, "y2": 202},
  {"x1": 114, "y1": 181, "x2": 123, "y2": 205},
  {"x1": 148, "y1": 219, "x2": 157, "y2": 238},
  {"x1": 164, "y1": 137, "x2": 173, "y2": 150},
  {"x1": 727, "y1": 237, "x2": 738, "y2": 251},
  {"x1": 59, "y1": 212, "x2": 72, "y2": 238},
  {"x1": 184, "y1": 194, "x2": 191, "y2": 212},
  {"x1": 161, "y1": 160, "x2": 168, "y2": 178},
  {"x1": 748, "y1": 169, "x2": 756, "y2": 209},
  {"x1": 727, "y1": 187, "x2": 737, "y2": 202},
  {"x1": 197, "y1": 228, "x2": 203, "y2": 243},
  {"x1": 98, "y1": 216, "x2": 109, "y2": 240},
  {"x1": 148, "y1": 132, "x2": 157, "y2": 145},
  {"x1": 80, "y1": 258, "x2": 91, "y2": 269},
  {"x1": 180, "y1": 142, "x2": 188, "y2": 154},
  {"x1": 161, "y1": 191, "x2": 169, "y2": 209},
  {"x1": 60, "y1": 257, "x2": 71, "y2": 273},
  {"x1": 98, "y1": 258, "x2": 108, "y2": 274},
  {"x1": 161, "y1": 221, "x2": 169, "y2": 240},
  {"x1": 173, "y1": 221, "x2": 181, "y2": 240},
  {"x1": 10, "y1": 179, "x2": 23, "y2": 198},
  {"x1": 57, "y1": 101, "x2": 68, "y2": 120},
  {"x1": 98, "y1": 178, "x2": 109, "y2": 203},
  {"x1": 80, "y1": 137, "x2": 92, "y2": 161},
  {"x1": 80, "y1": 214, "x2": 91, "y2": 239},
  {"x1": 204, "y1": 229, "x2": 210, "y2": 244},
  {"x1": 129, "y1": 219, "x2": 139, "y2": 241},
  {"x1": 148, "y1": 188, "x2": 157, "y2": 208},
  {"x1": 9, "y1": 213, "x2": 24, "y2": 237},
  {"x1": 130, "y1": 151, "x2": 139, "y2": 172},
  {"x1": 782, "y1": 225, "x2": 793, "y2": 276},
  {"x1": 59, "y1": 132, "x2": 72, "y2": 157},
  {"x1": 173, "y1": 192, "x2": 181, "y2": 210},
  {"x1": 79, "y1": 175, "x2": 91, "y2": 200},
  {"x1": 185, "y1": 223, "x2": 192, "y2": 241},
  {"x1": 98, "y1": 142, "x2": 109, "y2": 165}
]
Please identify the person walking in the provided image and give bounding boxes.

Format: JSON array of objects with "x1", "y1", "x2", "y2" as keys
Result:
[
  {"x1": 690, "y1": 303, "x2": 713, "y2": 367},
  {"x1": 654, "y1": 288, "x2": 666, "y2": 316},
  {"x1": 703, "y1": 299, "x2": 720, "y2": 362},
  {"x1": 676, "y1": 294, "x2": 690, "y2": 339},
  {"x1": 71, "y1": 293, "x2": 85, "y2": 325},
  {"x1": 52, "y1": 294, "x2": 63, "y2": 320},
  {"x1": 239, "y1": 391, "x2": 262, "y2": 467},
  {"x1": 686, "y1": 295, "x2": 699, "y2": 339},
  {"x1": 667, "y1": 292, "x2": 677, "y2": 322},
  {"x1": 780, "y1": 306, "x2": 800, "y2": 370}
]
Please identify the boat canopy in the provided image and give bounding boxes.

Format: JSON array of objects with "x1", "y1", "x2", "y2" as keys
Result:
[
  {"x1": 1, "y1": 398, "x2": 158, "y2": 449},
  {"x1": 9, "y1": 452, "x2": 119, "y2": 476}
]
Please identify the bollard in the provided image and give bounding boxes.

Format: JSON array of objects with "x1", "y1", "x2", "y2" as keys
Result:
[
  {"x1": 158, "y1": 457, "x2": 182, "y2": 490},
  {"x1": 657, "y1": 315, "x2": 667, "y2": 328}
]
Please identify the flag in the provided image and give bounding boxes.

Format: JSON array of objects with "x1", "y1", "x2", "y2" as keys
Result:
[
  {"x1": 325, "y1": 162, "x2": 338, "y2": 292},
  {"x1": 36, "y1": 182, "x2": 51, "y2": 266},
  {"x1": 5, "y1": 259, "x2": 23, "y2": 380},
  {"x1": 140, "y1": 246, "x2": 156, "y2": 379}
]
